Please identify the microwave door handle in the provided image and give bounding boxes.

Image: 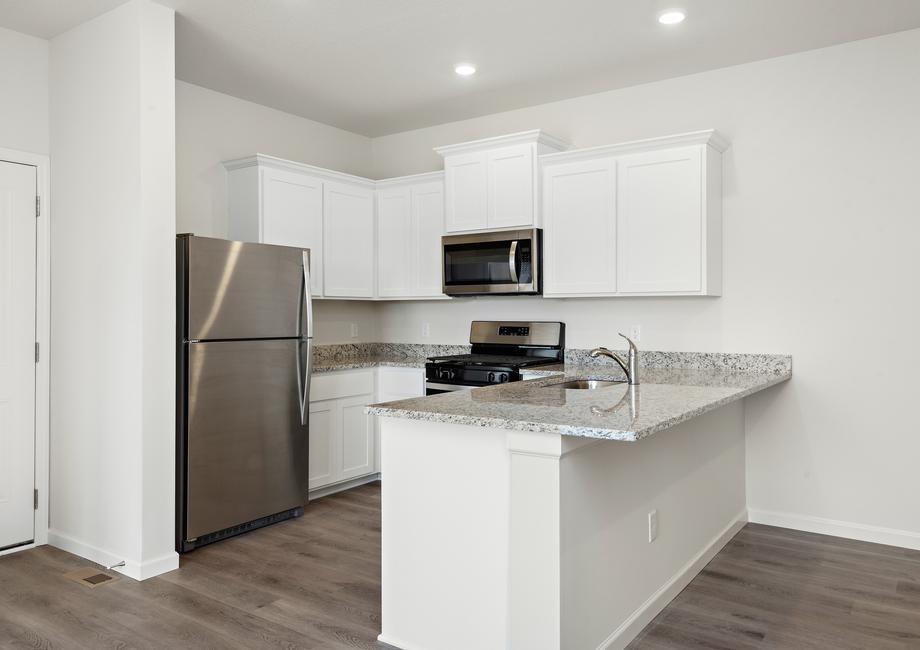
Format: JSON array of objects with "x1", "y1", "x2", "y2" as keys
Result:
[{"x1": 508, "y1": 240, "x2": 519, "y2": 284}]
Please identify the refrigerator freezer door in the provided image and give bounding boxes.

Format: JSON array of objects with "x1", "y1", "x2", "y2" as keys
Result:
[
  {"x1": 187, "y1": 236, "x2": 308, "y2": 341},
  {"x1": 185, "y1": 339, "x2": 308, "y2": 539}
]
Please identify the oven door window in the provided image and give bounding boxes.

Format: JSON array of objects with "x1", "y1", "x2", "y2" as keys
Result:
[{"x1": 444, "y1": 239, "x2": 532, "y2": 286}]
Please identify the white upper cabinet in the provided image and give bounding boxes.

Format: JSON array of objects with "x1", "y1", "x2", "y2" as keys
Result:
[
  {"x1": 324, "y1": 181, "x2": 376, "y2": 298},
  {"x1": 541, "y1": 130, "x2": 727, "y2": 297},
  {"x1": 436, "y1": 130, "x2": 568, "y2": 234},
  {"x1": 412, "y1": 180, "x2": 447, "y2": 297},
  {"x1": 261, "y1": 168, "x2": 324, "y2": 296},
  {"x1": 377, "y1": 185, "x2": 414, "y2": 297},
  {"x1": 224, "y1": 155, "x2": 378, "y2": 300},
  {"x1": 225, "y1": 157, "x2": 326, "y2": 296},
  {"x1": 542, "y1": 157, "x2": 618, "y2": 296},
  {"x1": 487, "y1": 144, "x2": 535, "y2": 229},
  {"x1": 376, "y1": 173, "x2": 446, "y2": 299},
  {"x1": 617, "y1": 146, "x2": 706, "y2": 294},
  {"x1": 444, "y1": 151, "x2": 488, "y2": 232}
]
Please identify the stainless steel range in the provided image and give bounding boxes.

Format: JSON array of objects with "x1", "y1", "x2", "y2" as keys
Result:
[{"x1": 425, "y1": 321, "x2": 565, "y2": 395}]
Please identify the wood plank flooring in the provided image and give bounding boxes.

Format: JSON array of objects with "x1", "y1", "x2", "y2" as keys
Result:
[
  {"x1": 629, "y1": 523, "x2": 920, "y2": 649},
  {"x1": 0, "y1": 482, "x2": 383, "y2": 650},
  {"x1": 2, "y1": 487, "x2": 920, "y2": 650}
]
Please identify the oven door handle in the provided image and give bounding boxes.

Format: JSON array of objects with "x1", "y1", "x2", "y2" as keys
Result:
[
  {"x1": 508, "y1": 240, "x2": 519, "y2": 284},
  {"x1": 426, "y1": 382, "x2": 474, "y2": 392}
]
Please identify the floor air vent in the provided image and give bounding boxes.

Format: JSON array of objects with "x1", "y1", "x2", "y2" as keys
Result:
[{"x1": 63, "y1": 567, "x2": 120, "y2": 589}]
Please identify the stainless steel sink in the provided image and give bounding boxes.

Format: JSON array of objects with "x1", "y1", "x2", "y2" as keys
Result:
[{"x1": 547, "y1": 379, "x2": 624, "y2": 390}]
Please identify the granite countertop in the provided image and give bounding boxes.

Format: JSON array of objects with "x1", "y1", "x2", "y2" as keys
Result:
[
  {"x1": 310, "y1": 342, "x2": 470, "y2": 374},
  {"x1": 367, "y1": 361, "x2": 791, "y2": 442},
  {"x1": 312, "y1": 354, "x2": 429, "y2": 373}
]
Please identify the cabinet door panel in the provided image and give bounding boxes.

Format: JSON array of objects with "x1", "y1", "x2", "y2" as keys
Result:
[
  {"x1": 260, "y1": 168, "x2": 324, "y2": 296},
  {"x1": 412, "y1": 181, "x2": 445, "y2": 297},
  {"x1": 340, "y1": 394, "x2": 375, "y2": 480},
  {"x1": 543, "y1": 158, "x2": 617, "y2": 295},
  {"x1": 308, "y1": 400, "x2": 335, "y2": 490},
  {"x1": 377, "y1": 187, "x2": 413, "y2": 297},
  {"x1": 323, "y1": 182, "x2": 375, "y2": 297},
  {"x1": 487, "y1": 144, "x2": 534, "y2": 229},
  {"x1": 617, "y1": 147, "x2": 702, "y2": 293},
  {"x1": 445, "y1": 152, "x2": 487, "y2": 232}
]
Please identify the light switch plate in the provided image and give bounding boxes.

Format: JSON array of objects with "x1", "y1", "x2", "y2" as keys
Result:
[{"x1": 648, "y1": 510, "x2": 658, "y2": 543}]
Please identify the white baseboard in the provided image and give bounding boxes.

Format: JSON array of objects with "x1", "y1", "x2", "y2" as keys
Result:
[
  {"x1": 748, "y1": 508, "x2": 920, "y2": 551},
  {"x1": 597, "y1": 508, "x2": 749, "y2": 650},
  {"x1": 48, "y1": 529, "x2": 179, "y2": 581},
  {"x1": 377, "y1": 633, "x2": 425, "y2": 650},
  {"x1": 309, "y1": 473, "x2": 380, "y2": 501},
  {"x1": 136, "y1": 551, "x2": 180, "y2": 580}
]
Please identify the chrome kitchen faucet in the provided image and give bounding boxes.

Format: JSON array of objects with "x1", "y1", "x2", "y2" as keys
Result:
[{"x1": 590, "y1": 334, "x2": 640, "y2": 385}]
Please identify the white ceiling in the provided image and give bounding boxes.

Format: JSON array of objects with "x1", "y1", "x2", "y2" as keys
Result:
[{"x1": 4, "y1": 0, "x2": 920, "y2": 136}]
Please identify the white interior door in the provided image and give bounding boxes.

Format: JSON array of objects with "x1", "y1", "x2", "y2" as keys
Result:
[{"x1": 0, "y1": 160, "x2": 36, "y2": 550}]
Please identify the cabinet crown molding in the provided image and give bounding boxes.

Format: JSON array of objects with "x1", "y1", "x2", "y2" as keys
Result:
[
  {"x1": 433, "y1": 129, "x2": 570, "y2": 157},
  {"x1": 222, "y1": 153, "x2": 376, "y2": 189},
  {"x1": 375, "y1": 170, "x2": 445, "y2": 188},
  {"x1": 540, "y1": 129, "x2": 729, "y2": 166}
]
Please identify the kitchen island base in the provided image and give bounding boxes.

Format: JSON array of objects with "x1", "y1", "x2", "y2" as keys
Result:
[{"x1": 378, "y1": 401, "x2": 747, "y2": 650}]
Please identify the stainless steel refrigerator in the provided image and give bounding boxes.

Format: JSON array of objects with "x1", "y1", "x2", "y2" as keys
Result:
[{"x1": 176, "y1": 235, "x2": 313, "y2": 552}]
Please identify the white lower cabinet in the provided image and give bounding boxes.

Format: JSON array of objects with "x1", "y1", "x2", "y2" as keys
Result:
[
  {"x1": 308, "y1": 366, "x2": 425, "y2": 494},
  {"x1": 308, "y1": 369, "x2": 376, "y2": 493},
  {"x1": 307, "y1": 400, "x2": 335, "y2": 489}
]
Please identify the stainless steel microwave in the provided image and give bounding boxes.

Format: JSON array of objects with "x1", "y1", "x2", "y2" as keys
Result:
[{"x1": 442, "y1": 228, "x2": 541, "y2": 296}]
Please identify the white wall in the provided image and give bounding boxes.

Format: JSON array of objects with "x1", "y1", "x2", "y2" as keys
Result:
[
  {"x1": 371, "y1": 29, "x2": 920, "y2": 544},
  {"x1": 49, "y1": 0, "x2": 178, "y2": 579},
  {"x1": 176, "y1": 80, "x2": 373, "y2": 238},
  {"x1": 0, "y1": 26, "x2": 48, "y2": 155},
  {"x1": 175, "y1": 80, "x2": 378, "y2": 344}
]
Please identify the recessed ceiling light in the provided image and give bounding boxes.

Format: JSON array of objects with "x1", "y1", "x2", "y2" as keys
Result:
[
  {"x1": 454, "y1": 63, "x2": 477, "y2": 77},
  {"x1": 658, "y1": 9, "x2": 686, "y2": 25}
]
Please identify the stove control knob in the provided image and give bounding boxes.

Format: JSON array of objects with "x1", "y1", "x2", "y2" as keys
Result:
[
  {"x1": 499, "y1": 373, "x2": 509, "y2": 383},
  {"x1": 488, "y1": 372, "x2": 495, "y2": 383}
]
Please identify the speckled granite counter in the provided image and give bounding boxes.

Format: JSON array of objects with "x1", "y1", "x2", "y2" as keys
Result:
[
  {"x1": 368, "y1": 355, "x2": 791, "y2": 441},
  {"x1": 311, "y1": 342, "x2": 468, "y2": 374},
  {"x1": 313, "y1": 354, "x2": 429, "y2": 373}
]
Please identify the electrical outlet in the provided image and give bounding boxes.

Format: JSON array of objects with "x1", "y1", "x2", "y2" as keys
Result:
[
  {"x1": 648, "y1": 510, "x2": 658, "y2": 543},
  {"x1": 421, "y1": 322, "x2": 431, "y2": 338},
  {"x1": 630, "y1": 325, "x2": 641, "y2": 342},
  {"x1": 350, "y1": 323, "x2": 359, "y2": 339}
]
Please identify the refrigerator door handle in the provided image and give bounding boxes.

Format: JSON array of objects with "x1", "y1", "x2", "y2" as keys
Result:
[
  {"x1": 302, "y1": 250, "x2": 314, "y2": 338},
  {"x1": 297, "y1": 338, "x2": 313, "y2": 426}
]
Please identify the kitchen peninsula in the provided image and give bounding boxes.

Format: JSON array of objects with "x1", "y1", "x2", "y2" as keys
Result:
[{"x1": 369, "y1": 352, "x2": 791, "y2": 650}]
